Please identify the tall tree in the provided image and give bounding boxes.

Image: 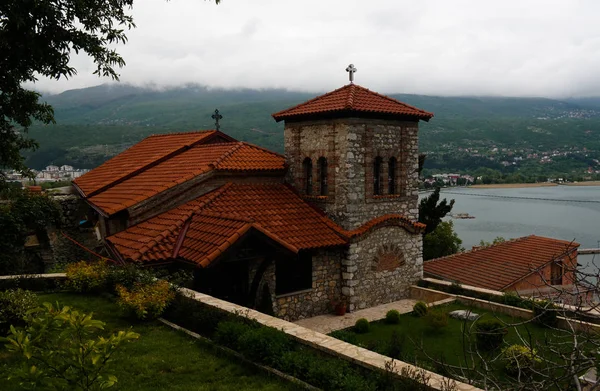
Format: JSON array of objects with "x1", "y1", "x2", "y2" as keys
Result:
[
  {"x1": 0, "y1": 0, "x2": 219, "y2": 183},
  {"x1": 422, "y1": 221, "x2": 463, "y2": 260},
  {"x1": 419, "y1": 186, "x2": 455, "y2": 235}
]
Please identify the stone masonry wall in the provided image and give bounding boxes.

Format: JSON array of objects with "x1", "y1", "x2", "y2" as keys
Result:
[
  {"x1": 249, "y1": 249, "x2": 342, "y2": 321},
  {"x1": 341, "y1": 226, "x2": 423, "y2": 311},
  {"x1": 284, "y1": 118, "x2": 420, "y2": 230}
]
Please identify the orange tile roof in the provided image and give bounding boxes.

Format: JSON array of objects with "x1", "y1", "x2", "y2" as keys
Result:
[
  {"x1": 107, "y1": 183, "x2": 424, "y2": 267},
  {"x1": 272, "y1": 84, "x2": 433, "y2": 122},
  {"x1": 75, "y1": 132, "x2": 286, "y2": 216},
  {"x1": 423, "y1": 235, "x2": 580, "y2": 291},
  {"x1": 74, "y1": 131, "x2": 230, "y2": 197},
  {"x1": 107, "y1": 183, "x2": 347, "y2": 265}
]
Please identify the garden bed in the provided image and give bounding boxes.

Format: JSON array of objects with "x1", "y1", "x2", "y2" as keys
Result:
[
  {"x1": 0, "y1": 293, "x2": 302, "y2": 391},
  {"x1": 330, "y1": 301, "x2": 589, "y2": 389}
]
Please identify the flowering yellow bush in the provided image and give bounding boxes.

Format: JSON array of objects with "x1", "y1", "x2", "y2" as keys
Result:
[
  {"x1": 116, "y1": 280, "x2": 175, "y2": 320},
  {"x1": 65, "y1": 260, "x2": 110, "y2": 292}
]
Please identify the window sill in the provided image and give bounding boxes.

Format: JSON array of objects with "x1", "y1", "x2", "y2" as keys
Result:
[
  {"x1": 303, "y1": 195, "x2": 328, "y2": 200},
  {"x1": 372, "y1": 194, "x2": 404, "y2": 199},
  {"x1": 275, "y1": 288, "x2": 313, "y2": 299}
]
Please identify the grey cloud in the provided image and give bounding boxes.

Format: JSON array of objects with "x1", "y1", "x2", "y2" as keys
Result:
[{"x1": 28, "y1": 0, "x2": 600, "y2": 98}]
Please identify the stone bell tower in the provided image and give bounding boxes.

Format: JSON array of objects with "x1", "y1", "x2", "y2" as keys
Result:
[{"x1": 272, "y1": 65, "x2": 434, "y2": 230}]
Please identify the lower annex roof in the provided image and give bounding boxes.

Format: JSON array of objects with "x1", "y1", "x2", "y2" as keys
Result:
[{"x1": 106, "y1": 183, "x2": 425, "y2": 267}]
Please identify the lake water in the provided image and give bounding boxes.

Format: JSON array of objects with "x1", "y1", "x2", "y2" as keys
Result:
[{"x1": 431, "y1": 186, "x2": 600, "y2": 275}]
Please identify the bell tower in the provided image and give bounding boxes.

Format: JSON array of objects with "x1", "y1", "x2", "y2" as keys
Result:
[{"x1": 272, "y1": 66, "x2": 433, "y2": 230}]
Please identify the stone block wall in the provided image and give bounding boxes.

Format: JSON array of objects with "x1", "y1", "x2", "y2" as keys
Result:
[
  {"x1": 341, "y1": 226, "x2": 423, "y2": 311},
  {"x1": 249, "y1": 249, "x2": 342, "y2": 321},
  {"x1": 284, "y1": 118, "x2": 420, "y2": 231}
]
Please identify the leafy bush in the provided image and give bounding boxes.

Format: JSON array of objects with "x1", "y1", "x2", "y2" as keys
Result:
[
  {"x1": 0, "y1": 289, "x2": 38, "y2": 331},
  {"x1": 474, "y1": 319, "x2": 506, "y2": 350},
  {"x1": 214, "y1": 320, "x2": 254, "y2": 350},
  {"x1": 448, "y1": 282, "x2": 464, "y2": 295},
  {"x1": 413, "y1": 301, "x2": 428, "y2": 317},
  {"x1": 106, "y1": 264, "x2": 156, "y2": 292},
  {"x1": 533, "y1": 300, "x2": 558, "y2": 327},
  {"x1": 502, "y1": 291, "x2": 530, "y2": 308},
  {"x1": 116, "y1": 280, "x2": 175, "y2": 320},
  {"x1": 1, "y1": 302, "x2": 138, "y2": 390},
  {"x1": 162, "y1": 294, "x2": 229, "y2": 338},
  {"x1": 385, "y1": 330, "x2": 405, "y2": 360},
  {"x1": 64, "y1": 260, "x2": 110, "y2": 293},
  {"x1": 385, "y1": 309, "x2": 401, "y2": 324},
  {"x1": 502, "y1": 344, "x2": 541, "y2": 375},
  {"x1": 238, "y1": 326, "x2": 292, "y2": 365},
  {"x1": 424, "y1": 309, "x2": 448, "y2": 331},
  {"x1": 354, "y1": 318, "x2": 370, "y2": 333}
]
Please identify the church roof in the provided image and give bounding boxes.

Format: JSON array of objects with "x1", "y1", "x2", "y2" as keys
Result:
[
  {"x1": 106, "y1": 182, "x2": 425, "y2": 267},
  {"x1": 272, "y1": 83, "x2": 434, "y2": 122},
  {"x1": 423, "y1": 235, "x2": 580, "y2": 291},
  {"x1": 73, "y1": 131, "x2": 286, "y2": 216}
]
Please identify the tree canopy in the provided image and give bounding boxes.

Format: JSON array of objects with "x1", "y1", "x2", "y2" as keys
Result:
[
  {"x1": 422, "y1": 220, "x2": 463, "y2": 260},
  {"x1": 0, "y1": 0, "x2": 219, "y2": 183},
  {"x1": 418, "y1": 186, "x2": 455, "y2": 235}
]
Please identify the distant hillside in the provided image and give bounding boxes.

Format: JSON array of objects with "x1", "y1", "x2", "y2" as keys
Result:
[{"x1": 25, "y1": 84, "x2": 600, "y2": 180}]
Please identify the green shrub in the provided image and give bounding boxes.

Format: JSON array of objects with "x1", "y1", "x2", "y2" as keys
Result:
[
  {"x1": 502, "y1": 344, "x2": 541, "y2": 375},
  {"x1": 64, "y1": 260, "x2": 110, "y2": 293},
  {"x1": 474, "y1": 319, "x2": 506, "y2": 350},
  {"x1": 163, "y1": 295, "x2": 228, "y2": 338},
  {"x1": 106, "y1": 264, "x2": 156, "y2": 292},
  {"x1": 354, "y1": 318, "x2": 370, "y2": 333},
  {"x1": 533, "y1": 300, "x2": 558, "y2": 327},
  {"x1": 116, "y1": 280, "x2": 175, "y2": 320},
  {"x1": 1, "y1": 302, "x2": 138, "y2": 390},
  {"x1": 385, "y1": 309, "x2": 401, "y2": 324},
  {"x1": 0, "y1": 289, "x2": 38, "y2": 331},
  {"x1": 238, "y1": 326, "x2": 292, "y2": 365},
  {"x1": 413, "y1": 301, "x2": 428, "y2": 317},
  {"x1": 448, "y1": 282, "x2": 464, "y2": 294},
  {"x1": 385, "y1": 331, "x2": 405, "y2": 360},
  {"x1": 424, "y1": 309, "x2": 448, "y2": 331},
  {"x1": 502, "y1": 291, "x2": 528, "y2": 308},
  {"x1": 214, "y1": 320, "x2": 254, "y2": 350}
]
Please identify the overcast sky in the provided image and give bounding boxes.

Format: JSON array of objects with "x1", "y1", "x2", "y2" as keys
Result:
[{"x1": 32, "y1": 0, "x2": 600, "y2": 98}]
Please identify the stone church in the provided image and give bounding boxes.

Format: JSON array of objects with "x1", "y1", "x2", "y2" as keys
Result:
[{"x1": 73, "y1": 74, "x2": 433, "y2": 320}]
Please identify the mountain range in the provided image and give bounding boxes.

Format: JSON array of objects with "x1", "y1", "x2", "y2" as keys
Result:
[{"x1": 25, "y1": 83, "x2": 600, "y2": 177}]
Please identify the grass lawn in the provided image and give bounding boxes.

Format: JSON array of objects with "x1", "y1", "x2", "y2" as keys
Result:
[
  {"x1": 0, "y1": 293, "x2": 302, "y2": 391},
  {"x1": 333, "y1": 301, "x2": 583, "y2": 385}
]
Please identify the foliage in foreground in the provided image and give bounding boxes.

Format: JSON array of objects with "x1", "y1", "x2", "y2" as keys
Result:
[
  {"x1": 116, "y1": 280, "x2": 175, "y2": 320},
  {"x1": 423, "y1": 221, "x2": 463, "y2": 261},
  {"x1": 0, "y1": 289, "x2": 38, "y2": 332},
  {"x1": 1, "y1": 302, "x2": 138, "y2": 390}
]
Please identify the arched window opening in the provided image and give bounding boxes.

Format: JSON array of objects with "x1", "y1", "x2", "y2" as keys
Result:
[
  {"x1": 374, "y1": 157, "x2": 383, "y2": 195},
  {"x1": 317, "y1": 157, "x2": 328, "y2": 196},
  {"x1": 388, "y1": 157, "x2": 397, "y2": 194},
  {"x1": 303, "y1": 158, "x2": 313, "y2": 195}
]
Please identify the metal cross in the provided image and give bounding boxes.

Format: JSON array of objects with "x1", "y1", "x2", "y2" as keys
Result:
[
  {"x1": 346, "y1": 64, "x2": 357, "y2": 83},
  {"x1": 211, "y1": 109, "x2": 223, "y2": 131}
]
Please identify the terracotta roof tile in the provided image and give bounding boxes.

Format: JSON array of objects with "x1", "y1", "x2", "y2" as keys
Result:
[
  {"x1": 423, "y1": 235, "x2": 580, "y2": 291},
  {"x1": 76, "y1": 134, "x2": 285, "y2": 216},
  {"x1": 74, "y1": 130, "x2": 229, "y2": 196},
  {"x1": 272, "y1": 84, "x2": 433, "y2": 122},
  {"x1": 106, "y1": 184, "x2": 425, "y2": 267}
]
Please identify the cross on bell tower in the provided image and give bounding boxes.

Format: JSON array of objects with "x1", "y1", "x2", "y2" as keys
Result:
[
  {"x1": 346, "y1": 64, "x2": 357, "y2": 83},
  {"x1": 211, "y1": 109, "x2": 223, "y2": 131}
]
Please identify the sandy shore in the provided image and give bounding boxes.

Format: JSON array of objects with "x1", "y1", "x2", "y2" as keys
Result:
[{"x1": 468, "y1": 181, "x2": 600, "y2": 189}]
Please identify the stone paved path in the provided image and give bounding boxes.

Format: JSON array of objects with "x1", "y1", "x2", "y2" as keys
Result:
[{"x1": 294, "y1": 298, "x2": 419, "y2": 334}]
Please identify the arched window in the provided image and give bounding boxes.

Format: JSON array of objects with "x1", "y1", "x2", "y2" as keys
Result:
[
  {"x1": 317, "y1": 157, "x2": 328, "y2": 196},
  {"x1": 388, "y1": 157, "x2": 397, "y2": 194},
  {"x1": 303, "y1": 158, "x2": 313, "y2": 195},
  {"x1": 374, "y1": 157, "x2": 383, "y2": 195}
]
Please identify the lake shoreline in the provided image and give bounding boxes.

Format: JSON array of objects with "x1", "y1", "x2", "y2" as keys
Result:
[{"x1": 468, "y1": 181, "x2": 600, "y2": 189}]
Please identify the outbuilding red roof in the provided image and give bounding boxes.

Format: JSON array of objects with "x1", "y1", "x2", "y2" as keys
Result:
[
  {"x1": 106, "y1": 183, "x2": 424, "y2": 267},
  {"x1": 74, "y1": 131, "x2": 286, "y2": 216},
  {"x1": 423, "y1": 235, "x2": 580, "y2": 291},
  {"x1": 272, "y1": 83, "x2": 433, "y2": 122}
]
